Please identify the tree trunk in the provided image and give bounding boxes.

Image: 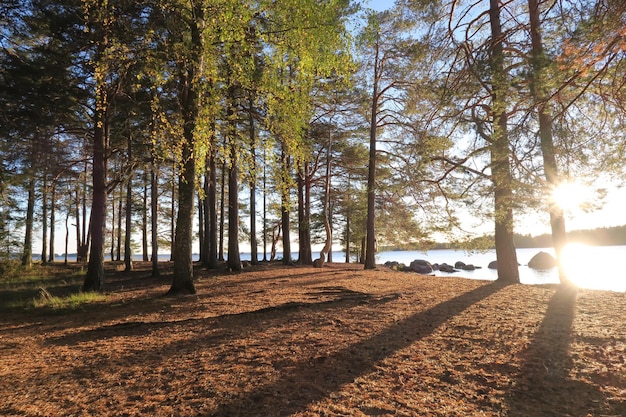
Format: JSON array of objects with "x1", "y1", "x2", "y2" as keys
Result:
[
  {"x1": 64, "y1": 210, "x2": 70, "y2": 265},
  {"x1": 345, "y1": 202, "x2": 351, "y2": 263},
  {"x1": 207, "y1": 149, "x2": 218, "y2": 268},
  {"x1": 248, "y1": 102, "x2": 258, "y2": 265},
  {"x1": 41, "y1": 175, "x2": 48, "y2": 264},
  {"x1": 169, "y1": 151, "x2": 196, "y2": 294},
  {"x1": 297, "y1": 164, "x2": 312, "y2": 265},
  {"x1": 198, "y1": 190, "x2": 204, "y2": 262},
  {"x1": 200, "y1": 174, "x2": 209, "y2": 265},
  {"x1": 364, "y1": 36, "x2": 380, "y2": 270},
  {"x1": 124, "y1": 177, "x2": 133, "y2": 272},
  {"x1": 262, "y1": 148, "x2": 268, "y2": 262},
  {"x1": 21, "y1": 177, "x2": 35, "y2": 267},
  {"x1": 219, "y1": 161, "x2": 226, "y2": 262},
  {"x1": 110, "y1": 182, "x2": 115, "y2": 261},
  {"x1": 142, "y1": 172, "x2": 148, "y2": 262},
  {"x1": 116, "y1": 186, "x2": 122, "y2": 262},
  {"x1": 281, "y1": 150, "x2": 291, "y2": 265},
  {"x1": 227, "y1": 140, "x2": 241, "y2": 271},
  {"x1": 150, "y1": 165, "x2": 159, "y2": 277},
  {"x1": 315, "y1": 128, "x2": 334, "y2": 267},
  {"x1": 48, "y1": 181, "x2": 56, "y2": 262},
  {"x1": 169, "y1": 11, "x2": 203, "y2": 294},
  {"x1": 170, "y1": 164, "x2": 176, "y2": 261},
  {"x1": 528, "y1": 0, "x2": 569, "y2": 285},
  {"x1": 83, "y1": 96, "x2": 107, "y2": 292},
  {"x1": 489, "y1": 0, "x2": 519, "y2": 283}
]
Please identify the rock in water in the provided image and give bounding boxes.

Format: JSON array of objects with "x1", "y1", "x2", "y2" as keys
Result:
[
  {"x1": 409, "y1": 259, "x2": 434, "y2": 274},
  {"x1": 528, "y1": 251, "x2": 557, "y2": 269}
]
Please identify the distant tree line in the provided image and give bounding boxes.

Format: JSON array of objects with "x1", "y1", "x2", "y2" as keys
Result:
[{"x1": 514, "y1": 225, "x2": 626, "y2": 248}]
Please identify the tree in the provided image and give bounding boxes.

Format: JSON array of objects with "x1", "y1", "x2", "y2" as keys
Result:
[{"x1": 527, "y1": 0, "x2": 567, "y2": 284}]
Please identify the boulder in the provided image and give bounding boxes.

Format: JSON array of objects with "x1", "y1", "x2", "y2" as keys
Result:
[
  {"x1": 438, "y1": 263, "x2": 457, "y2": 273},
  {"x1": 384, "y1": 261, "x2": 407, "y2": 271},
  {"x1": 528, "y1": 251, "x2": 557, "y2": 270},
  {"x1": 455, "y1": 261, "x2": 479, "y2": 271},
  {"x1": 488, "y1": 260, "x2": 497, "y2": 269},
  {"x1": 409, "y1": 259, "x2": 434, "y2": 274}
]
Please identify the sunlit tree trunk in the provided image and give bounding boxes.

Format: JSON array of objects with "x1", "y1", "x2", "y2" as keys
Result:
[
  {"x1": 528, "y1": 0, "x2": 569, "y2": 285},
  {"x1": 364, "y1": 33, "x2": 380, "y2": 270},
  {"x1": 489, "y1": 0, "x2": 519, "y2": 284},
  {"x1": 83, "y1": 82, "x2": 107, "y2": 291}
]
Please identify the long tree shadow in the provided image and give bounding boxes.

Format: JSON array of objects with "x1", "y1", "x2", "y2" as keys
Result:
[
  {"x1": 46, "y1": 286, "x2": 397, "y2": 346},
  {"x1": 207, "y1": 281, "x2": 505, "y2": 416},
  {"x1": 506, "y1": 286, "x2": 625, "y2": 416}
]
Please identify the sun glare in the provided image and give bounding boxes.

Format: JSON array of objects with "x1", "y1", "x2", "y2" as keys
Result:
[
  {"x1": 551, "y1": 182, "x2": 589, "y2": 212},
  {"x1": 561, "y1": 243, "x2": 625, "y2": 291}
]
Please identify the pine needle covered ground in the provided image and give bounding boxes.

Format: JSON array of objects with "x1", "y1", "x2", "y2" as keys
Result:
[{"x1": 1, "y1": 262, "x2": 625, "y2": 416}]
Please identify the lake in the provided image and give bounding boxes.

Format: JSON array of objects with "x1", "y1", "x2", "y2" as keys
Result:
[
  {"x1": 372, "y1": 245, "x2": 626, "y2": 293},
  {"x1": 45, "y1": 244, "x2": 626, "y2": 292}
]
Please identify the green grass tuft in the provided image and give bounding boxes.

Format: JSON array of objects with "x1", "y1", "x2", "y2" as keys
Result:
[{"x1": 32, "y1": 288, "x2": 107, "y2": 310}]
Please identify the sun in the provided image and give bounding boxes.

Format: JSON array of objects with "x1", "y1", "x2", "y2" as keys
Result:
[{"x1": 550, "y1": 181, "x2": 589, "y2": 212}]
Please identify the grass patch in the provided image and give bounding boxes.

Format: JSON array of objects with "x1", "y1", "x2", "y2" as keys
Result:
[
  {"x1": 32, "y1": 287, "x2": 107, "y2": 310},
  {"x1": 0, "y1": 262, "x2": 88, "y2": 311}
]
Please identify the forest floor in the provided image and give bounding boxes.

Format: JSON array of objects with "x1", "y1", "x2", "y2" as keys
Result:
[{"x1": 1, "y1": 261, "x2": 625, "y2": 417}]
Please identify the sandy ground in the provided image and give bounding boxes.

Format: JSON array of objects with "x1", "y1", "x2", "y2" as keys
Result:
[{"x1": 1, "y1": 262, "x2": 625, "y2": 416}]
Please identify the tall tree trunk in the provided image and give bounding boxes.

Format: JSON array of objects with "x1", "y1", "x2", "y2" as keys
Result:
[
  {"x1": 48, "y1": 181, "x2": 56, "y2": 262},
  {"x1": 364, "y1": 36, "x2": 380, "y2": 270},
  {"x1": 198, "y1": 191, "x2": 204, "y2": 262},
  {"x1": 64, "y1": 209, "x2": 70, "y2": 265},
  {"x1": 124, "y1": 177, "x2": 133, "y2": 272},
  {"x1": 75, "y1": 187, "x2": 84, "y2": 262},
  {"x1": 41, "y1": 174, "x2": 48, "y2": 264},
  {"x1": 170, "y1": 151, "x2": 196, "y2": 294},
  {"x1": 21, "y1": 177, "x2": 35, "y2": 267},
  {"x1": 219, "y1": 161, "x2": 226, "y2": 261},
  {"x1": 297, "y1": 164, "x2": 312, "y2": 265},
  {"x1": 142, "y1": 171, "x2": 148, "y2": 262},
  {"x1": 249, "y1": 106, "x2": 258, "y2": 265},
  {"x1": 262, "y1": 147, "x2": 268, "y2": 262},
  {"x1": 83, "y1": 87, "x2": 107, "y2": 291},
  {"x1": 170, "y1": 163, "x2": 176, "y2": 261},
  {"x1": 200, "y1": 173, "x2": 210, "y2": 264},
  {"x1": 207, "y1": 149, "x2": 218, "y2": 268},
  {"x1": 150, "y1": 165, "x2": 159, "y2": 277},
  {"x1": 280, "y1": 149, "x2": 291, "y2": 265},
  {"x1": 169, "y1": 7, "x2": 203, "y2": 294},
  {"x1": 110, "y1": 183, "x2": 115, "y2": 261},
  {"x1": 116, "y1": 186, "x2": 122, "y2": 262},
  {"x1": 489, "y1": 0, "x2": 519, "y2": 284},
  {"x1": 315, "y1": 128, "x2": 333, "y2": 267},
  {"x1": 345, "y1": 201, "x2": 351, "y2": 263},
  {"x1": 227, "y1": 141, "x2": 241, "y2": 271},
  {"x1": 528, "y1": 0, "x2": 569, "y2": 285}
]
